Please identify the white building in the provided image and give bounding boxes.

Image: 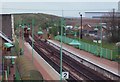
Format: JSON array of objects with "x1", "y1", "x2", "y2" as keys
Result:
[{"x1": 85, "y1": 12, "x2": 109, "y2": 18}]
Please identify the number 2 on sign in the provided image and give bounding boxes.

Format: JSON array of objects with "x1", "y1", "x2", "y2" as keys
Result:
[
  {"x1": 63, "y1": 73, "x2": 67, "y2": 78},
  {"x1": 62, "y1": 72, "x2": 69, "y2": 79}
]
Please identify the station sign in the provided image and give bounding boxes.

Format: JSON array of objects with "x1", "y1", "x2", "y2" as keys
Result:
[
  {"x1": 62, "y1": 72, "x2": 69, "y2": 79},
  {"x1": 4, "y1": 56, "x2": 17, "y2": 59}
]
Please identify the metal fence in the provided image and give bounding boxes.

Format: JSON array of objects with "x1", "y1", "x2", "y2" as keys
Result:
[{"x1": 55, "y1": 35, "x2": 119, "y2": 60}]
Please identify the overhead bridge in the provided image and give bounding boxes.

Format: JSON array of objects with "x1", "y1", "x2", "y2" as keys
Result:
[{"x1": 0, "y1": 31, "x2": 13, "y2": 44}]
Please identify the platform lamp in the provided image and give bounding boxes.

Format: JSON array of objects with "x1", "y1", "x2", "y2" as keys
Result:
[
  {"x1": 32, "y1": 18, "x2": 35, "y2": 63},
  {"x1": 60, "y1": 10, "x2": 64, "y2": 82},
  {"x1": 63, "y1": 18, "x2": 66, "y2": 43},
  {"x1": 79, "y1": 12, "x2": 83, "y2": 39},
  {"x1": 100, "y1": 22, "x2": 103, "y2": 58},
  {"x1": 18, "y1": 20, "x2": 21, "y2": 42},
  {"x1": 22, "y1": 20, "x2": 24, "y2": 55}
]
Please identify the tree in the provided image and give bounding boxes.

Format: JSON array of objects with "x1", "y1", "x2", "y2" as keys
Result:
[
  {"x1": 49, "y1": 27, "x2": 58, "y2": 36},
  {"x1": 103, "y1": 9, "x2": 120, "y2": 43}
]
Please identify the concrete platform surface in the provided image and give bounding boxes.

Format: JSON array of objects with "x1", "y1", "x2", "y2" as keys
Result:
[{"x1": 24, "y1": 42, "x2": 60, "y2": 80}]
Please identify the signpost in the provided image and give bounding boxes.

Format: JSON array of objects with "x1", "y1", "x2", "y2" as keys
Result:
[
  {"x1": 32, "y1": 19, "x2": 35, "y2": 63},
  {"x1": 60, "y1": 10, "x2": 63, "y2": 82}
]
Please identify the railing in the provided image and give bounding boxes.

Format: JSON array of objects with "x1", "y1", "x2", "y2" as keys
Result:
[
  {"x1": 48, "y1": 41, "x2": 120, "y2": 80},
  {"x1": 55, "y1": 35, "x2": 118, "y2": 60},
  {"x1": 0, "y1": 31, "x2": 13, "y2": 44}
]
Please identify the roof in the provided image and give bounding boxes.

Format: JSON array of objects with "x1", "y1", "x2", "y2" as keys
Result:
[
  {"x1": 85, "y1": 11, "x2": 110, "y2": 13},
  {"x1": 37, "y1": 31, "x2": 43, "y2": 35},
  {"x1": 27, "y1": 28, "x2": 31, "y2": 31},
  {"x1": 69, "y1": 40, "x2": 81, "y2": 46},
  {"x1": 4, "y1": 43, "x2": 14, "y2": 48},
  {"x1": 0, "y1": 31, "x2": 13, "y2": 44}
]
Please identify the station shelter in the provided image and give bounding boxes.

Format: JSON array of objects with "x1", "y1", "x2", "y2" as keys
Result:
[{"x1": 37, "y1": 31, "x2": 43, "y2": 39}]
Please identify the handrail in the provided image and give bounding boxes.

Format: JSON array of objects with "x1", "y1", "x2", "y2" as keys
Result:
[{"x1": 0, "y1": 31, "x2": 13, "y2": 44}]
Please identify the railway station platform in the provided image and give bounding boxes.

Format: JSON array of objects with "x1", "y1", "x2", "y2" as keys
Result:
[
  {"x1": 47, "y1": 39, "x2": 120, "y2": 78},
  {"x1": 19, "y1": 39, "x2": 60, "y2": 80}
]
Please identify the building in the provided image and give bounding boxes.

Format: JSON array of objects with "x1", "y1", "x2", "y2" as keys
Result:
[
  {"x1": 85, "y1": 11, "x2": 109, "y2": 18},
  {"x1": 0, "y1": 14, "x2": 12, "y2": 81},
  {"x1": 0, "y1": 14, "x2": 12, "y2": 40}
]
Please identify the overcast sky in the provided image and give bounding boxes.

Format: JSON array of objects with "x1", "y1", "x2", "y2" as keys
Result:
[
  {"x1": 1, "y1": 0, "x2": 120, "y2": 2},
  {"x1": 0, "y1": 0, "x2": 119, "y2": 17}
]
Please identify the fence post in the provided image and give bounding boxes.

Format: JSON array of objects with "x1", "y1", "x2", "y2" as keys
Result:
[
  {"x1": 111, "y1": 50, "x2": 113, "y2": 60},
  {"x1": 89, "y1": 44, "x2": 90, "y2": 52},
  {"x1": 7, "y1": 66, "x2": 9, "y2": 77},
  {"x1": 106, "y1": 49, "x2": 107, "y2": 58},
  {"x1": 100, "y1": 47, "x2": 103, "y2": 58}
]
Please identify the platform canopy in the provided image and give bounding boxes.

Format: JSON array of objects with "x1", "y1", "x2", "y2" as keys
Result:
[
  {"x1": 69, "y1": 40, "x2": 81, "y2": 46},
  {"x1": 4, "y1": 42, "x2": 14, "y2": 48},
  {"x1": 37, "y1": 31, "x2": 43, "y2": 35}
]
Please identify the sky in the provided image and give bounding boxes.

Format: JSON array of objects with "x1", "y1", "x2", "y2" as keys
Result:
[
  {"x1": 0, "y1": 0, "x2": 119, "y2": 17},
  {"x1": 1, "y1": 0, "x2": 120, "y2": 2}
]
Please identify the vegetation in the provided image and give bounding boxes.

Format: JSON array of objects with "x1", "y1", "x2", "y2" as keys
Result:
[
  {"x1": 103, "y1": 9, "x2": 120, "y2": 43},
  {"x1": 80, "y1": 38, "x2": 117, "y2": 49},
  {"x1": 67, "y1": 35, "x2": 117, "y2": 50},
  {"x1": 14, "y1": 13, "x2": 61, "y2": 34},
  {"x1": 13, "y1": 13, "x2": 118, "y2": 50},
  {"x1": 14, "y1": 13, "x2": 69, "y2": 38}
]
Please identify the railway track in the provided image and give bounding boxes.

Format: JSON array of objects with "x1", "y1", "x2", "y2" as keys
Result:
[
  {"x1": 26, "y1": 35, "x2": 111, "y2": 82},
  {"x1": 34, "y1": 41, "x2": 80, "y2": 81},
  {"x1": 32, "y1": 40, "x2": 77, "y2": 80}
]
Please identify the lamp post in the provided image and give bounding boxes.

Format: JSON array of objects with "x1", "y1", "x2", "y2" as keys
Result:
[
  {"x1": 79, "y1": 12, "x2": 83, "y2": 39},
  {"x1": 19, "y1": 20, "x2": 22, "y2": 44},
  {"x1": 22, "y1": 20, "x2": 24, "y2": 55},
  {"x1": 60, "y1": 10, "x2": 63, "y2": 82},
  {"x1": 32, "y1": 18, "x2": 35, "y2": 63},
  {"x1": 63, "y1": 19, "x2": 66, "y2": 43},
  {"x1": 100, "y1": 23, "x2": 103, "y2": 58}
]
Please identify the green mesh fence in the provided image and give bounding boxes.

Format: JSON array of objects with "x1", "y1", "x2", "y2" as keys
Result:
[
  {"x1": 112, "y1": 49, "x2": 119, "y2": 60},
  {"x1": 55, "y1": 35, "x2": 118, "y2": 60}
]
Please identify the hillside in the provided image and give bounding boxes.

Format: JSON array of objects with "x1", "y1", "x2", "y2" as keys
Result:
[{"x1": 14, "y1": 13, "x2": 62, "y2": 32}]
